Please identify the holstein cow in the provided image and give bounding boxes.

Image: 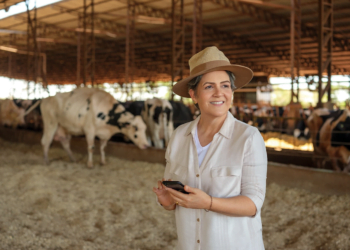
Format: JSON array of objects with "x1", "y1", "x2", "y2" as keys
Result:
[
  {"x1": 307, "y1": 108, "x2": 350, "y2": 172},
  {"x1": 142, "y1": 98, "x2": 174, "y2": 148},
  {"x1": 40, "y1": 88, "x2": 149, "y2": 168},
  {"x1": 0, "y1": 99, "x2": 25, "y2": 128},
  {"x1": 124, "y1": 98, "x2": 174, "y2": 148}
]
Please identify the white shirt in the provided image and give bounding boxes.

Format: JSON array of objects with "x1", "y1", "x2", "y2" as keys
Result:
[
  {"x1": 164, "y1": 112, "x2": 267, "y2": 250},
  {"x1": 194, "y1": 126, "x2": 211, "y2": 167}
]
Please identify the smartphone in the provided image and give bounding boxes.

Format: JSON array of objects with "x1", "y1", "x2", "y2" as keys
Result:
[{"x1": 162, "y1": 181, "x2": 189, "y2": 194}]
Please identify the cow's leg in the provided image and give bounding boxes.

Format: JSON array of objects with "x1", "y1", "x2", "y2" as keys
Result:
[
  {"x1": 60, "y1": 134, "x2": 76, "y2": 162},
  {"x1": 331, "y1": 158, "x2": 341, "y2": 172},
  {"x1": 152, "y1": 127, "x2": 162, "y2": 148},
  {"x1": 152, "y1": 134, "x2": 162, "y2": 148},
  {"x1": 336, "y1": 146, "x2": 350, "y2": 173},
  {"x1": 85, "y1": 133, "x2": 95, "y2": 168},
  {"x1": 100, "y1": 139, "x2": 108, "y2": 165},
  {"x1": 41, "y1": 123, "x2": 58, "y2": 164},
  {"x1": 327, "y1": 146, "x2": 343, "y2": 172},
  {"x1": 343, "y1": 162, "x2": 350, "y2": 173}
]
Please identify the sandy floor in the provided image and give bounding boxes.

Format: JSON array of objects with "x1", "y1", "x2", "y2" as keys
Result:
[{"x1": 0, "y1": 138, "x2": 349, "y2": 250}]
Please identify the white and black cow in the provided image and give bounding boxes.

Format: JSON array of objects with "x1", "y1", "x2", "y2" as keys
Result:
[
  {"x1": 143, "y1": 98, "x2": 174, "y2": 148},
  {"x1": 40, "y1": 87, "x2": 149, "y2": 168},
  {"x1": 124, "y1": 98, "x2": 174, "y2": 148}
]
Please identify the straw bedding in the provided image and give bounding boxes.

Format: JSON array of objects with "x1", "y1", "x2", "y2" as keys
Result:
[{"x1": 0, "y1": 138, "x2": 349, "y2": 250}]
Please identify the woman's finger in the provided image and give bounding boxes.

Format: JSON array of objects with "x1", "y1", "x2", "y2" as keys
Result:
[
  {"x1": 157, "y1": 180, "x2": 164, "y2": 189},
  {"x1": 166, "y1": 187, "x2": 189, "y2": 199}
]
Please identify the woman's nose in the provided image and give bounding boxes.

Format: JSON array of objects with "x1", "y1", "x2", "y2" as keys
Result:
[{"x1": 213, "y1": 86, "x2": 224, "y2": 96}]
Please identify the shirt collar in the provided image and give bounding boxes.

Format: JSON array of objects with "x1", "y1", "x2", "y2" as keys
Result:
[{"x1": 185, "y1": 111, "x2": 235, "y2": 139}]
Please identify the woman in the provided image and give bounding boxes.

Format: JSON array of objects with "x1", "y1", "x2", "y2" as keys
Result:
[{"x1": 153, "y1": 46, "x2": 267, "y2": 250}]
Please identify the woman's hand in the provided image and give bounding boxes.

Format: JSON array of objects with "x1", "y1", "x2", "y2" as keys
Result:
[
  {"x1": 166, "y1": 185, "x2": 211, "y2": 210},
  {"x1": 152, "y1": 178, "x2": 175, "y2": 208}
]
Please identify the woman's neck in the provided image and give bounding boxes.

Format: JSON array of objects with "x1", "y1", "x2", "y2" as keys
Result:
[{"x1": 197, "y1": 112, "x2": 227, "y2": 137}]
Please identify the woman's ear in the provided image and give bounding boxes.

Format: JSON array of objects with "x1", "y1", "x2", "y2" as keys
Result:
[{"x1": 189, "y1": 89, "x2": 197, "y2": 104}]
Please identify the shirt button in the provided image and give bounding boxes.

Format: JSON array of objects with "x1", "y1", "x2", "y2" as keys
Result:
[
  {"x1": 196, "y1": 174, "x2": 199, "y2": 177},
  {"x1": 197, "y1": 218, "x2": 200, "y2": 222},
  {"x1": 197, "y1": 240, "x2": 200, "y2": 243}
]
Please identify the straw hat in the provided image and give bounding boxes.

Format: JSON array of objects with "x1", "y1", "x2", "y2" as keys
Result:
[{"x1": 172, "y1": 46, "x2": 254, "y2": 98}]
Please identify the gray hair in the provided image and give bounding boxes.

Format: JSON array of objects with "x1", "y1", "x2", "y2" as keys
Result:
[{"x1": 187, "y1": 70, "x2": 236, "y2": 110}]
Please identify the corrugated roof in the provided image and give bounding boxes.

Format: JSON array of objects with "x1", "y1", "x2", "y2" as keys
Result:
[{"x1": 0, "y1": 0, "x2": 349, "y2": 85}]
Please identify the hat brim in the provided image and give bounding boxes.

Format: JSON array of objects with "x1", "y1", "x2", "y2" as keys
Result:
[{"x1": 172, "y1": 64, "x2": 254, "y2": 98}]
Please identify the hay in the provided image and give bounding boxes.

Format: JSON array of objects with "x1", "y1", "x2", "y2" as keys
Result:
[{"x1": 0, "y1": 138, "x2": 349, "y2": 250}]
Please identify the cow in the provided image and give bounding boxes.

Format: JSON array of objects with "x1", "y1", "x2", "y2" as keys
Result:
[
  {"x1": 282, "y1": 102, "x2": 304, "y2": 135},
  {"x1": 142, "y1": 98, "x2": 173, "y2": 148},
  {"x1": 169, "y1": 100, "x2": 194, "y2": 129},
  {"x1": 39, "y1": 87, "x2": 149, "y2": 168},
  {"x1": 0, "y1": 99, "x2": 26, "y2": 128},
  {"x1": 251, "y1": 105, "x2": 276, "y2": 132},
  {"x1": 291, "y1": 108, "x2": 313, "y2": 140},
  {"x1": 307, "y1": 108, "x2": 350, "y2": 172},
  {"x1": 14, "y1": 99, "x2": 43, "y2": 130},
  {"x1": 122, "y1": 99, "x2": 174, "y2": 149}
]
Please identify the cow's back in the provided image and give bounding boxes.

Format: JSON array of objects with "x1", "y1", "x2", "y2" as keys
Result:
[
  {"x1": 41, "y1": 88, "x2": 116, "y2": 135},
  {"x1": 169, "y1": 101, "x2": 193, "y2": 128},
  {"x1": 124, "y1": 101, "x2": 145, "y2": 116}
]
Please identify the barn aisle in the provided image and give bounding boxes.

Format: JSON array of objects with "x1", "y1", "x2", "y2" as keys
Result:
[{"x1": 0, "y1": 138, "x2": 349, "y2": 250}]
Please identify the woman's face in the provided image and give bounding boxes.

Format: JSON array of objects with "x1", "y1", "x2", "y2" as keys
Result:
[{"x1": 189, "y1": 71, "x2": 233, "y2": 118}]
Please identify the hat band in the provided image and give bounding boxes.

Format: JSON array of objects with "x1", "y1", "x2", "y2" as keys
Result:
[{"x1": 190, "y1": 60, "x2": 231, "y2": 76}]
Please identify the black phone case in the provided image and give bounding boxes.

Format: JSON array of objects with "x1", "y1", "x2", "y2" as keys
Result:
[{"x1": 162, "y1": 181, "x2": 189, "y2": 194}]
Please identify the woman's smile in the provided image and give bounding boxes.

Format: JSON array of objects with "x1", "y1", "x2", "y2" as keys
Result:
[{"x1": 210, "y1": 101, "x2": 225, "y2": 106}]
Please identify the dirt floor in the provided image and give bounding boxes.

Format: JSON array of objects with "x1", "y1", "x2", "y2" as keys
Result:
[{"x1": 0, "y1": 138, "x2": 349, "y2": 250}]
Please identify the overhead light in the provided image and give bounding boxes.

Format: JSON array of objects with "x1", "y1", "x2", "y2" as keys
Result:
[
  {"x1": 106, "y1": 32, "x2": 117, "y2": 38},
  {"x1": 36, "y1": 38, "x2": 55, "y2": 42},
  {"x1": 75, "y1": 28, "x2": 117, "y2": 38},
  {"x1": 0, "y1": 46, "x2": 18, "y2": 53},
  {"x1": 36, "y1": 37, "x2": 77, "y2": 44},
  {"x1": 136, "y1": 15, "x2": 167, "y2": 25},
  {"x1": 0, "y1": 29, "x2": 26, "y2": 34},
  {"x1": 236, "y1": 0, "x2": 292, "y2": 10}
]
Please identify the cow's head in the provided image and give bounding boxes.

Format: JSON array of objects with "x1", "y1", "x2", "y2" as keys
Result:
[
  {"x1": 120, "y1": 115, "x2": 150, "y2": 149},
  {"x1": 15, "y1": 108, "x2": 26, "y2": 128}
]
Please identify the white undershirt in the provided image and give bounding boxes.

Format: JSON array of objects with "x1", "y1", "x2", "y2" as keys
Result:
[{"x1": 194, "y1": 126, "x2": 211, "y2": 167}]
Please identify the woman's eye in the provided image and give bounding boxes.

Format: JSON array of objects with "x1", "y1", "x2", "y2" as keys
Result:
[
  {"x1": 223, "y1": 85, "x2": 230, "y2": 88},
  {"x1": 204, "y1": 85, "x2": 212, "y2": 89}
]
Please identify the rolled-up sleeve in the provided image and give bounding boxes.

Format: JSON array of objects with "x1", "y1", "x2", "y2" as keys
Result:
[{"x1": 241, "y1": 128, "x2": 267, "y2": 214}]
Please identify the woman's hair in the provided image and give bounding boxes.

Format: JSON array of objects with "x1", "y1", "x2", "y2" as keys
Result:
[{"x1": 187, "y1": 70, "x2": 236, "y2": 110}]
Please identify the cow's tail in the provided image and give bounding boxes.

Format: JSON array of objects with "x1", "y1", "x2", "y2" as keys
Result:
[{"x1": 24, "y1": 100, "x2": 41, "y2": 116}]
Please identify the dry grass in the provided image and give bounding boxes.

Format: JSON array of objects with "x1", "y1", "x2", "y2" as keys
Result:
[{"x1": 0, "y1": 138, "x2": 349, "y2": 250}]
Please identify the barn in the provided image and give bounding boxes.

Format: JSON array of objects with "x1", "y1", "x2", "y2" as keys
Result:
[{"x1": 0, "y1": 0, "x2": 350, "y2": 249}]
